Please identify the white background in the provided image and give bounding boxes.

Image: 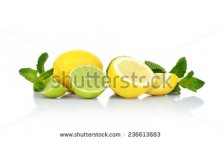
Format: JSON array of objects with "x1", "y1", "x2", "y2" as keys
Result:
[{"x1": 0, "y1": 0, "x2": 221, "y2": 166}]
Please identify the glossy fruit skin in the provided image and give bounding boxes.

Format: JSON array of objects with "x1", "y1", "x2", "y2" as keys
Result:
[
  {"x1": 73, "y1": 86, "x2": 105, "y2": 99},
  {"x1": 41, "y1": 79, "x2": 67, "y2": 98},
  {"x1": 146, "y1": 73, "x2": 179, "y2": 95},
  {"x1": 107, "y1": 57, "x2": 154, "y2": 98},
  {"x1": 41, "y1": 86, "x2": 67, "y2": 98},
  {"x1": 53, "y1": 50, "x2": 103, "y2": 92}
]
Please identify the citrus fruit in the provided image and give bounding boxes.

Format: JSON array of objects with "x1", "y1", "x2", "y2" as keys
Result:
[
  {"x1": 53, "y1": 50, "x2": 103, "y2": 92},
  {"x1": 146, "y1": 73, "x2": 179, "y2": 95},
  {"x1": 70, "y1": 65, "x2": 106, "y2": 99},
  {"x1": 41, "y1": 78, "x2": 67, "y2": 98},
  {"x1": 107, "y1": 56, "x2": 154, "y2": 98}
]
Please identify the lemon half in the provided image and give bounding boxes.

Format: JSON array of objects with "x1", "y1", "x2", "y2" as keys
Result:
[{"x1": 107, "y1": 56, "x2": 154, "y2": 98}]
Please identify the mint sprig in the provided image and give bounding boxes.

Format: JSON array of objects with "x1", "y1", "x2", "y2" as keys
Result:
[
  {"x1": 179, "y1": 71, "x2": 205, "y2": 92},
  {"x1": 170, "y1": 57, "x2": 187, "y2": 78},
  {"x1": 19, "y1": 53, "x2": 53, "y2": 91},
  {"x1": 38, "y1": 69, "x2": 54, "y2": 81},
  {"x1": 19, "y1": 68, "x2": 37, "y2": 83},
  {"x1": 145, "y1": 61, "x2": 166, "y2": 73},
  {"x1": 33, "y1": 80, "x2": 45, "y2": 92},
  {"x1": 145, "y1": 56, "x2": 205, "y2": 94},
  {"x1": 170, "y1": 83, "x2": 181, "y2": 95},
  {"x1": 37, "y1": 53, "x2": 48, "y2": 74}
]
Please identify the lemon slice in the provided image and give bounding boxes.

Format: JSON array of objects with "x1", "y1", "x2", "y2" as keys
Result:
[
  {"x1": 107, "y1": 56, "x2": 154, "y2": 98},
  {"x1": 41, "y1": 78, "x2": 67, "y2": 98},
  {"x1": 146, "y1": 73, "x2": 179, "y2": 95}
]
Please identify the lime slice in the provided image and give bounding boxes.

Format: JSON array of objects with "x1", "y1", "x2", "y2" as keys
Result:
[
  {"x1": 70, "y1": 65, "x2": 106, "y2": 98},
  {"x1": 41, "y1": 78, "x2": 67, "y2": 98}
]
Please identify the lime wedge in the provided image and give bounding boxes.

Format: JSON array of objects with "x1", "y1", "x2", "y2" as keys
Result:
[
  {"x1": 70, "y1": 65, "x2": 106, "y2": 98},
  {"x1": 41, "y1": 78, "x2": 67, "y2": 98}
]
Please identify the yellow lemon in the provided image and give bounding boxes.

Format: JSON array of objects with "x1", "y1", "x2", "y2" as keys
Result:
[
  {"x1": 146, "y1": 73, "x2": 179, "y2": 95},
  {"x1": 107, "y1": 56, "x2": 154, "y2": 98},
  {"x1": 53, "y1": 50, "x2": 103, "y2": 92}
]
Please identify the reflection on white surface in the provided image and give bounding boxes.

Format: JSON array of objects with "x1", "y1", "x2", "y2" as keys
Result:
[
  {"x1": 104, "y1": 95, "x2": 205, "y2": 127},
  {"x1": 33, "y1": 93, "x2": 204, "y2": 113},
  {"x1": 106, "y1": 94, "x2": 204, "y2": 113},
  {"x1": 33, "y1": 93, "x2": 105, "y2": 113},
  {"x1": 0, "y1": 92, "x2": 205, "y2": 131}
]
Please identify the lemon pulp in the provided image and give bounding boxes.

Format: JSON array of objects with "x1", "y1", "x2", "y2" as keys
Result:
[{"x1": 107, "y1": 57, "x2": 154, "y2": 98}]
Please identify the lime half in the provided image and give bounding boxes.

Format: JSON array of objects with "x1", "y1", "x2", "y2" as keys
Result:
[
  {"x1": 70, "y1": 65, "x2": 106, "y2": 98},
  {"x1": 41, "y1": 78, "x2": 67, "y2": 98}
]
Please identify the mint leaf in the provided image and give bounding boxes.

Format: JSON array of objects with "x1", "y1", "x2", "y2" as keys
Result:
[
  {"x1": 184, "y1": 70, "x2": 194, "y2": 78},
  {"x1": 33, "y1": 69, "x2": 53, "y2": 91},
  {"x1": 38, "y1": 68, "x2": 53, "y2": 81},
  {"x1": 19, "y1": 68, "x2": 37, "y2": 83},
  {"x1": 169, "y1": 83, "x2": 181, "y2": 94},
  {"x1": 37, "y1": 53, "x2": 48, "y2": 74},
  {"x1": 33, "y1": 80, "x2": 45, "y2": 92},
  {"x1": 180, "y1": 71, "x2": 205, "y2": 92},
  {"x1": 145, "y1": 61, "x2": 166, "y2": 73},
  {"x1": 170, "y1": 57, "x2": 187, "y2": 78},
  {"x1": 19, "y1": 52, "x2": 52, "y2": 92}
]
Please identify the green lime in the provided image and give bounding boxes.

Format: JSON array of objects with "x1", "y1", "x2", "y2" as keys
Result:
[
  {"x1": 70, "y1": 65, "x2": 106, "y2": 99},
  {"x1": 40, "y1": 78, "x2": 67, "y2": 98}
]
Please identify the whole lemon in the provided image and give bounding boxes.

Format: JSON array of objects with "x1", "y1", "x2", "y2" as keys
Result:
[{"x1": 53, "y1": 50, "x2": 103, "y2": 92}]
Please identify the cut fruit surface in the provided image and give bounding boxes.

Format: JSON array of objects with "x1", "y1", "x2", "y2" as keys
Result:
[
  {"x1": 70, "y1": 65, "x2": 106, "y2": 99},
  {"x1": 107, "y1": 56, "x2": 154, "y2": 98},
  {"x1": 41, "y1": 78, "x2": 67, "y2": 98},
  {"x1": 146, "y1": 73, "x2": 179, "y2": 95}
]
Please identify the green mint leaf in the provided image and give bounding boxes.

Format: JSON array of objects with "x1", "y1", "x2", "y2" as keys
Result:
[
  {"x1": 170, "y1": 57, "x2": 187, "y2": 78},
  {"x1": 185, "y1": 70, "x2": 194, "y2": 78},
  {"x1": 38, "y1": 68, "x2": 54, "y2": 81},
  {"x1": 180, "y1": 71, "x2": 205, "y2": 92},
  {"x1": 37, "y1": 52, "x2": 48, "y2": 74},
  {"x1": 145, "y1": 61, "x2": 166, "y2": 73},
  {"x1": 169, "y1": 83, "x2": 181, "y2": 95},
  {"x1": 33, "y1": 80, "x2": 45, "y2": 92},
  {"x1": 19, "y1": 68, "x2": 37, "y2": 83},
  {"x1": 33, "y1": 69, "x2": 53, "y2": 91}
]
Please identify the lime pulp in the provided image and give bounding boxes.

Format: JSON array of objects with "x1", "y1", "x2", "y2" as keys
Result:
[{"x1": 70, "y1": 65, "x2": 106, "y2": 98}]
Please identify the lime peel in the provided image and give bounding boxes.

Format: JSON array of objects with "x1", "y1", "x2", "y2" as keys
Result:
[{"x1": 41, "y1": 79, "x2": 67, "y2": 98}]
